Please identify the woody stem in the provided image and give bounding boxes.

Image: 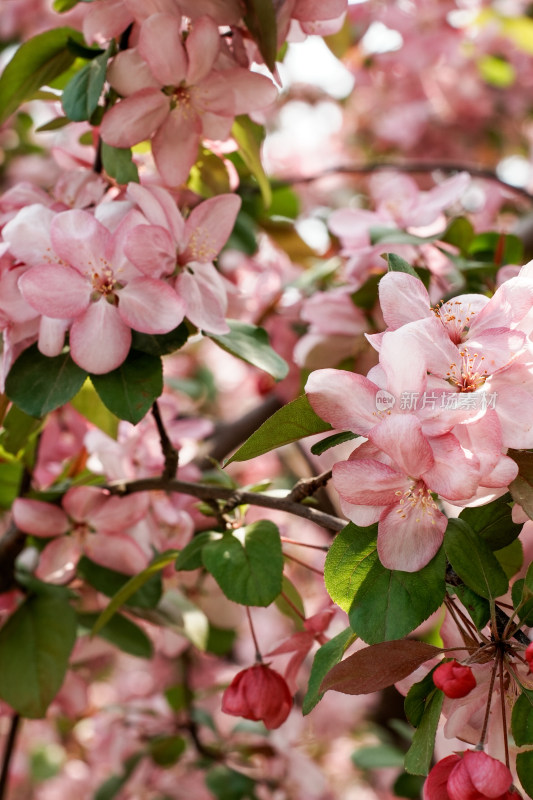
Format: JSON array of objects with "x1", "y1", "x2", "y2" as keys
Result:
[
  {"x1": 477, "y1": 656, "x2": 499, "y2": 749},
  {"x1": 246, "y1": 607, "x2": 262, "y2": 662}
]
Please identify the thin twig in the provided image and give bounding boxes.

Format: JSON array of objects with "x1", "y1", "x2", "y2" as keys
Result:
[
  {"x1": 499, "y1": 654, "x2": 510, "y2": 770},
  {"x1": 151, "y1": 401, "x2": 179, "y2": 480},
  {"x1": 246, "y1": 607, "x2": 262, "y2": 661},
  {"x1": 478, "y1": 658, "x2": 499, "y2": 749},
  {"x1": 0, "y1": 713, "x2": 20, "y2": 800},
  {"x1": 279, "y1": 161, "x2": 533, "y2": 203}
]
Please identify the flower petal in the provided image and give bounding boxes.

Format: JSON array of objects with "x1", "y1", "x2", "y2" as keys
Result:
[
  {"x1": 18, "y1": 264, "x2": 90, "y2": 318},
  {"x1": 118, "y1": 277, "x2": 186, "y2": 333},
  {"x1": 100, "y1": 88, "x2": 169, "y2": 148},
  {"x1": 69, "y1": 301, "x2": 131, "y2": 374},
  {"x1": 13, "y1": 498, "x2": 69, "y2": 537}
]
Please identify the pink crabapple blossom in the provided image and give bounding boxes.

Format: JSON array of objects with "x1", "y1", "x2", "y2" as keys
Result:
[
  {"x1": 3, "y1": 204, "x2": 185, "y2": 373},
  {"x1": 100, "y1": 13, "x2": 277, "y2": 186},
  {"x1": 221, "y1": 663, "x2": 293, "y2": 730}
]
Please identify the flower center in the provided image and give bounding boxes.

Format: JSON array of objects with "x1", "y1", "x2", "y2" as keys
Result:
[
  {"x1": 446, "y1": 349, "x2": 487, "y2": 392},
  {"x1": 395, "y1": 481, "x2": 438, "y2": 523},
  {"x1": 432, "y1": 300, "x2": 476, "y2": 344}
]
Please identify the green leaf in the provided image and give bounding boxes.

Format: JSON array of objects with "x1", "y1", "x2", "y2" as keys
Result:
[
  {"x1": 324, "y1": 524, "x2": 446, "y2": 643},
  {"x1": 302, "y1": 628, "x2": 355, "y2": 715},
  {"x1": 352, "y1": 745, "x2": 406, "y2": 770},
  {"x1": 405, "y1": 665, "x2": 441, "y2": 727},
  {"x1": 0, "y1": 27, "x2": 83, "y2": 124},
  {"x1": 441, "y1": 216, "x2": 475, "y2": 255},
  {"x1": 226, "y1": 394, "x2": 331, "y2": 465},
  {"x1": 444, "y1": 518, "x2": 509, "y2": 600},
  {"x1": 205, "y1": 624, "x2": 236, "y2": 656},
  {"x1": 206, "y1": 765, "x2": 257, "y2": 800},
  {"x1": 207, "y1": 319, "x2": 288, "y2": 382},
  {"x1": 393, "y1": 773, "x2": 425, "y2": 800},
  {"x1": 494, "y1": 537, "x2": 523, "y2": 579},
  {"x1": 202, "y1": 521, "x2": 283, "y2": 606},
  {"x1": 131, "y1": 322, "x2": 189, "y2": 357},
  {"x1": 275, "y1": 575, "x2": 305, "y2": 628},
  {"x1": 243, "y1": 0, "x2": 277, "y2": 72},
  {"x1": 100, "y1": 142, "x2": 139, "y2": 184},
  {"x1": 94, "y1": 753, "x2": 143, "y2": 800},
  {"x1": 175, "y1": 531, "x2": 222, "y2": 571},
  {"x1": 70, "y1": 378, "x2": 119, "y2": 437},
  {"x1": 0, "y1": 404, "x2": 42, "y2": 454},
  {"x1": 36, "y1": 115, "x2": 71, "y2": 132},
  {"x1": 90, "y1": 350, "x2": 162, "y2": 424},
  {"x1": 149, "y1": 735, "x2": 186, "y2": 767},
  {"x1": 452, "y1": 585, "x2": 490, "y2": 629},
  {"x1": 77, "y1": 556, "x2": 163, "y2": 610},
  {"x1": 459, "y1": 494, "x2": 521, "y2": 550},
  {"x1": 386, "y1": 253, "x2": 421, "y2": 278},
  {"x1": 325, "y1": 523, "x2": 379, "y2": 613},
  {"x1": 478, "y1": 54, "x2": 515, "y2": 87},
  {"x1": 310, "y1": 431, "x2": 358, "y2": 456},
  {"x1": 62, "y1": 46, "x2": 111, "y2": 120},
  {"x1": 53, "y1": 0, "x2": 85, "y2": 10},
  {"x1": 468, "y1": 231, "x2": 523, "y2": 265},
  {"x1": 0, "y1": 593, "x2": 77, "y2": 717},
  {"x1": 516, "y1": 751, "x2": 533, "y2": 798},
  {"x1": 88, "y1": 552, "x2": 175, "y2": 636},
  {"x1": 511, "y1": 689, "x2": 533, "y2": 745},
  {"x1": 404, "y1": 690, "x2": 444, "y2": 776},
  {"x1": 6, "y1": 344, "x2": 87, "y2": 418},
  {"x1": 231, "y1": 116, "x2": 271, "y2": 208},
  {"x1": 371, "y1": 227, "x2": 438, "y2": 246},
  {"x1": 0, "y1": 461, "x2": 23, "y2": 509},
  {"x1": 78, "y1": 612, "x2": 153, "y2": 658}
]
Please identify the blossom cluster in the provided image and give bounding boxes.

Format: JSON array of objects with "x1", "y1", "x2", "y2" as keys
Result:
[{"x1": 306, "y1": 266, "x2": 533, "y2": 572}]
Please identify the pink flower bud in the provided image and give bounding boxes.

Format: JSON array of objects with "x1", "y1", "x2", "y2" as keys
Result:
[
  {"x1": 525, "y1": 642, "x2": 533, "y2": 672},
  {"x1": 424, "y1": 751, "x2": 517, "y2": 800},
  {"x1": 221, "y1": 664, "x2": 293, "y2": 730},
  {"x1": 433, "y1": 660, "x2": 476, "y2": 699}
]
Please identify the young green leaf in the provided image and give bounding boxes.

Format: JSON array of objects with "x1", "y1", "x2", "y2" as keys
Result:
[
  {"x1": 90, "y1": 350, "x2": 163, "y2": 424},
  {"x1": 310, "y1": 431, "x2": 358, "y2": 456},
  {"x1": 0, "y1": 593, "x2": 77, "y2": 718},
  {"x1": 100, "y1": 142, "x2": 140, "y2": 184},
  {"x1": 226, "y1": 394, "x2": 331, "y2": 465},
  {"x1": 516, "y1": 751, "x2": 533, "y2": 798},
  {"x1": 77, "y1": 556, "x2": 163, "y2": 611},
  {"x1": 5, "y1": 344, "x2": 87, "y2": 418},
  {"x1": 78, "y1": 612, "x2": 153, "y2": 659},
  {"x1": 87, "y1": 552, "x2": 175, "y2": 636},
  {"x1": 302, "y1": 628, "x2": 356, "y2": 715},
  {"x1": 511, "y1": 689, "x2": 533, "y2": 746},
  {"x1": 62, "y1": 46, "x2": 111, "y2": 121},
  {"x1": 243, "y1": 0, "x2": 277, "y2": 73},
  {"x1": 175, "y1": 532, "x2": 223, "y2": 571},
  {"x1": 231, "y1": 116, "x2": 272, "y2": 208},
  {"x1": 202, "y1": 521, "x2": 283, "y2": 606},
  {"x1": 386, "y1": 253, "x2": 421, "y2": 277},
  {"x1": 404, "y1": 690, "x2": 444, "y2": 776},
  {"x1": 207, "y1": 320, "x2": 288, "y2": 382},
  {"x1": 0, "y1": 27, "x2": 84, "y2": 124}
]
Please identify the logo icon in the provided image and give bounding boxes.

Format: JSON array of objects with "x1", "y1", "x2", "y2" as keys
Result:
[{"x1": 375, "y1": 389, "x2": 396, "y2": 412}]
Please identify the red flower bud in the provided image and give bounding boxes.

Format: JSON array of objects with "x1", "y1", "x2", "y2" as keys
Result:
[
  {"x1": 424, "y1": 751, "x2": 517, "y2": 800},
  {"x1": 525, "y1": 642, "x2": 533, "y2": 672},
  {"x1": 221, "y1": 664, "x2": 293, "y2": 730},
  {"x1": 433, "y1": 660, "x2": 476, "y2": 699}
]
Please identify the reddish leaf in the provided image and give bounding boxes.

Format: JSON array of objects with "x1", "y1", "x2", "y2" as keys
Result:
[{"x1": 320, "y1": 640, "x2": 441, "y2": 695}]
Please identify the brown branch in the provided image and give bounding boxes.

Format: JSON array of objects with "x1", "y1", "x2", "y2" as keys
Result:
[
  {"x1": 151, "y1": 401, "x2": 179, "y2": 480},
  {"x1": 105, "y1": 477, "x2": 345, "y2": 533},
  {"x1": 279, "y1": 161, "x2": 533, "y2": 203},
  {"x1": 286, "y1": 469, "x2": 333, "y2": 503},
  {"x1": 0, "y1": 713, "x2": 20, "y2": 800}
]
